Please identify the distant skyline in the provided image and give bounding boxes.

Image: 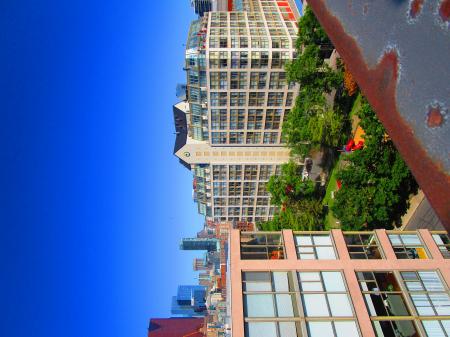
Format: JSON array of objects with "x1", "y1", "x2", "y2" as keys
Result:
[{"x1": 0, "y1": 1, "x2": 206, "y2": 336}]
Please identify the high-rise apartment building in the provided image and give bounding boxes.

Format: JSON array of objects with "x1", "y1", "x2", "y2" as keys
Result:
[
  {"x1": 228, "y1": 228, "x2": 450, "y2": 337},
  {"x1": 174, "y1": 0, "x2": 301, "y2": 223}
]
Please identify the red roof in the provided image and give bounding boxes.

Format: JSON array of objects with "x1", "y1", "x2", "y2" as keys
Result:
[{"x1": 148, "y1": 318, "x2": 204, "y2": 337}]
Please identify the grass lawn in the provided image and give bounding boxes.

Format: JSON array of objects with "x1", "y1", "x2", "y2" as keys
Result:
[
  {"x1": 349, "y1": 92, "x2": 362, "y2": 118},
  {"x1": 322, "y1": 93, "x2": 363, "y2": 229},
  {"x1": 322, "y1": 164, "x2": 340, "y2": 229}
]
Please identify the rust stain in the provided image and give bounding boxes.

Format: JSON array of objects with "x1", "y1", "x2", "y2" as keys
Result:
[
  {"x1": 440, "y1": 0, "x2": 450, "y2": 21},
  {"x1": 410, "y1": 0, "x2": 424, "y2": 18},
  {"x1": 427, "y1": 106, "x2": 444, "y2": 127},
  {"x1": 308, "y1": 0, "x2": 450, "y2": 229}
]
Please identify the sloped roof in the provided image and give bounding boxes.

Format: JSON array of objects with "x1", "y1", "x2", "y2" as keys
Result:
[
  {"x1": 148, "y1": 317, "x2": 204, "y2": 337},
  {"x1": 172, "y1": 104, "x2": 191, "y2": 170}
]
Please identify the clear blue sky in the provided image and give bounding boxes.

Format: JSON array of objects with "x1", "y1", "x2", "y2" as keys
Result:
[{"x1": 0, "y1": 1, "x2": 205, "y2": 336}]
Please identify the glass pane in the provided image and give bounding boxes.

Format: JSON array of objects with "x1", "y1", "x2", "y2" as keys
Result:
[
  {"x1": 275, "y1": 294, "x2": 294, "y2": 317},
  {"x1": 385, "y1": 294, "x2": 410, "y2": 316},
  {"x1": 388, "y1": 234, "x2": 402, "y2": 245},
  {"x1": 313, "y1": 235, "x2": 332, "y2": 245},
  {"x1": 316, "y1": 246, "x2": 336, "y2": 259},
  {"x1": 298, "y1": 247, "x2": 314, "y2": 253},
  {"x1": 303, "y1": 294, "x2": 329, "y2": 317},
  {"x1": 411, "y1": 294, "x2": 434, "y2": 315},
  {"x1": 373, "y1": 320, "x2": 418, "y2": 337},
  {"x1": 273, "y1": 272, "x2": 289, "y2": 291},
  {"x1": 246, "y1": 322, "x2": 277, "y2": 337},
  {"x1": 298, "y1": 272, "x2": 320, "y2": 282},
  {"x1": 323, "y1": 272, "x2": 346, "y2": 291},
  {"x1": 404, "y1": 281, "x2": 424, "y2": 291},
  {"x1": 401, "y1": 234, "x2": 421, "y2": 245},
  {"x1": 243, "y1": 272, "x2": 271, "y2": 282},
  {"x1": 295, "y1": 235, "x2": 312, "y2": 245},
  {"x1": 301, "y1": 281, "x2": 323, "y2": 291},
  {"x1": 244, "y1": 281, "x2": 272, "y2": 292},
  {"x1": 279, "y1": 322, "x2": 298, "y2": 337},
  {"x1": 244, "y1": 294, "x2": 275, "y2": 317},
  {"x1": 433, "y1": 234, "x2": 445, "y2": 245},
  {"x1": 442, "y1": 320, "x2": 450, "y2": 334},
  {"x1": 430, "y1": 293, "x2": 450, "y2": 315},
  {"x1": 419, "y1": 271, "x2": 445, "y2": 291},
  {"x1": 299, "y1": 253, "x2": 315, "y2": 260},
  {"x1": 307, "y1": 322, "x2": 334, "y2": 337},
  {"x1": 328, "y1": 294, "x2": 353, "y2": 316},
  {"x1": 335, "y1": 321, "x2": 359, "y2": 337},
  {"x1": 422, "y1": 320, "x2": 445, "y2": 337}
]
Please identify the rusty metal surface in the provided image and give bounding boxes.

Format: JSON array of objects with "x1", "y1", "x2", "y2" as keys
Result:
[{"x1": 306, "y1": 0, "x2": 450, "y2": 229}]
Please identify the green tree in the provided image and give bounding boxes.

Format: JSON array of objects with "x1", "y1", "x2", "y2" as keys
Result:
[
  {"x1": 331, "y1": 98, "x2": 417, "y2": 229},
  {"x1": 266, "y1": 161, "x2": 315, "y2": 205}
]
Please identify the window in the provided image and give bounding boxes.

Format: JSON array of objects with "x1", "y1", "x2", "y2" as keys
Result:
[
  {"x1": 344, "y1": 233, "x2": 383, "y2": 259},
  {"x1": 249, "y1": 92, "x2": 265, "y2": 106},
  {"x1": 357, "y1": 271, "x2": 411, "y2": 318},
  {"x1": 247, "y1": 109, "x2": 263, "y2": 129},
  {"x1": 230, "y1": 92, "x2": 246, "y2": 106},
  {"x1": 259, "y1": 165, "x2": 274, "y2": 180},
  {"x1": 230, "y1": 72, "x2": 247, "y2": 89},
  {"x1": 210, "y1": 92, "x2": 228, "y2": 107},
  {"x1": 229, "y1": 132, "x2": 244, "y2": 144},
  {"x1": 211, "y1": 132, "x2": 227, "y2": 144},
  {"x1": 229, "y1": 109, "x2": 245, "y2": 130},
  {"x1": 432, "y1": 232, "x2": 450, "y2": 258},
  {"x1": 251, "y1": 51, "x2": 269, "y2": 69},
  {"x1": 244, "y1": 165, "x2": 258, "y2": 180},
  {"x1": 263, "y1": 132, "x2": 278, "y2": 144},
  {"x1": 264, "y1": 109, "x2": 282, "y2": 130},
  {"x1": 246, "y1": 132, "x2": 261, "y2": 144},
  {"x1": 228, "y1": 182, "x2": 241, "y2": 196},
  {"x1": 269, "y1": 72, "x2": 286, "y2": 89},
  {"x1": 211, "y1": 109, "x2": 227, "y2": 130},
  {"x1": 212, "y1": 165, "x2": 227, "y2": 180},
  {"x1": 249, "y1": 72, "x2": 267, "y2": 89},
  {"x1": 229, "y1": 165, "x2": 242, "y2": 180},
  {"x1": 257, "y1": 182, "x2": 268, "y2": 196},
  {"x1": 243, "y1": 182, "x2": 257, "y2": 197},
  {"x1": 388, "y1": 233, "x2": 428, "y2": 259},
  {"x1": 295, "y1": 234, "x2": 337, "y2": 259},
  {"x1": 299, "y1": 271, "x2": 359, "y2": 337},
  {"x1": 401, "y1": 271, "x2": 450, "y2": 316},
  {"x1": 372, "y1": 320, "x2": 420, "y2": 337},
  {"x1": 243, "y1": 271, "x2": 300, "y2": 337},
  {"x1": 267, "y1": 92, "x2": 284, "y2": 106},
  {"x1": 240, "y1": 233, "x2": 285, "y2": 260}
]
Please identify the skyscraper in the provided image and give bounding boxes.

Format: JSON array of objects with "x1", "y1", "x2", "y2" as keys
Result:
[
  {"x1": 171, "y1": 285, "x2": 208, "y2": 317},
  {"x1": 174, "y1": 0, "x2": 302, "y2": 223},
  {"x1": 180, "y1": 237, "x2": 220, "y2": 252}
]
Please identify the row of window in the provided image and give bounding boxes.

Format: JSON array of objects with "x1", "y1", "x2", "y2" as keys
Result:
[
  {"x1": 214, "y1": 206, "x2": 276, "y2": 217},
  {"x1": 243, "y1": 270, "x2": 450, "y2": 337},
  {"x1": 212, "y1": 164, "x2": 280, "y2": 181},
  {"x1": 210, "y1": 91, "x2": 294, "y2": 107},
  {"x1": 240, "y1": 232, "x2": 450, "y2": 260},
  {"x1": 211, "y1": 108, "x2": 289, "y2": 131},
  {"x1": 209, "y1": 71, "x2": 291, "y2": 90},
  {"x1": 212, "y1": 181, "x2": 269, "y2": 197},
  {"x1": 209, "y1": 51, "x2": 294, "y2": 69},
  {"x1": 210, "y1": 131, "x2": 280, "y2": 144}
]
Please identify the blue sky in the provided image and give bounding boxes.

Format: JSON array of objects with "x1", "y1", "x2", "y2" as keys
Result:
[{"x1": 0, "y1": 1, "x2": 205, "y2": 336}]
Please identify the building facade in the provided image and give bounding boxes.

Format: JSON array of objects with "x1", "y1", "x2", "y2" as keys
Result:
[
  {"x1": 174, "y1": 0, "x2": 302, "y2": 223},
  {"x1": 229, "y1": 229, "x2": 450, "y2": 337}
]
